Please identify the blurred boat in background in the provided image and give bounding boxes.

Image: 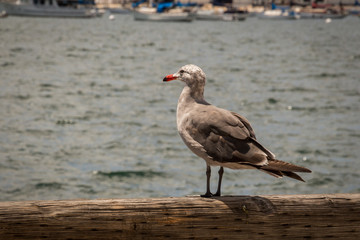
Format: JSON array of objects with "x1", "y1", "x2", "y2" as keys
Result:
[
  {"x1": 258, "y1": 9, "x2": 300, "y2": 20},
  {"x1": 257, "y1": 3, "x2": 300, "y2": 20},
  {"x1": 195, "y1": 4, "x2": 247, "y2": 21},
  {"x1": 299, "y1": 4, "x2": 346, "y2": 19},
  {"x1": 133, "y1": 0, "x2": 195, "y2": 22},
  {"x1": 0, "y1": 0, "x2": 99, "y2": 18},
  {"x1": 134, "y1": 7, "x2": 194, "y2": 22}
]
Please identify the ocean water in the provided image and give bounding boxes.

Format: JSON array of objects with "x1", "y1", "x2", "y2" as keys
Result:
[{"x1": 0, "y1": 14, "x2": 359, "y2": 201}]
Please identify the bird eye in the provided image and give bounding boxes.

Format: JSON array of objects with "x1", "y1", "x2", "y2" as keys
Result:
[{"x1": 179, "y1": 70, "x2": 185, "y2": 74}]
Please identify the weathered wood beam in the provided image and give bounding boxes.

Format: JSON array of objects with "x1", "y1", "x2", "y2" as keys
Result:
[{"x1": 0, "y1": 194, "x2": 359, "y2": 239}]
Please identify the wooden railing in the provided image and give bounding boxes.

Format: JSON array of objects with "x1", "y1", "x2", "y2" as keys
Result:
[{"x1": 0, "y1": 194, "x2": 359, "y2": 239}]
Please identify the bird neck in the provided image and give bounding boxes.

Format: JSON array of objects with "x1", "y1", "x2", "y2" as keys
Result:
[
  {"x1": 177, "y1": 86, "x2": 209, "y2": 125},
  {"x1": 184, "y1": 84, "x2": 205, "y2": 102}
]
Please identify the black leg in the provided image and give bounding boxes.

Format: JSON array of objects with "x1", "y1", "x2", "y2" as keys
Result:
[
  {"x1": 214, "y1": 167, "x2": 224, "y2": 197},
  {"x1": 201, "y1": 165, "x2": 212, "y2": 198}
]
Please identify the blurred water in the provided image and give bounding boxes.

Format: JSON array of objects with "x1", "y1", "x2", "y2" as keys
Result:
[{"x1": 0, "y1": 15, "x2": 359, "y2": 201}]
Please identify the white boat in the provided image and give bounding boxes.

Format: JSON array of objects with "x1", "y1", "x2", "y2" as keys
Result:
[
  {"x1": 134, "y1": 8, "x2": 194, "y2": 22},
  {"x1": 196, "y1": 9, "x2": 247, "y2": 21},
  {"x1": 258, "y1": 9, "x2": 300, "y2": 20},
  {"x1": 223, "y1": 10, "x2": 247, "y2": 21},
  {"x1": 195, "y1": 9, "x2": 224, "y2": 21},
  {"x1": 0, "y1": 0, "x2": 98, "y2": 18}
]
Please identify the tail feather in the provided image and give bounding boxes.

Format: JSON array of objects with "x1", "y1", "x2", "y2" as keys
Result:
[
  {"x1": 282, "y1": 171, "x2": 305, "y2": 182},
  {"x1": 259, "y1": 159, "x2": 311, "y2": 182},
  {"x1": 260, "y1": 169, "x2": 283, "y2": 178},
  {"x1": 260, "y1": 168, "x2": 307, "y2": 182},
  {"x1": 262, "y1": 159, "x2": 311, "y2": 173}
]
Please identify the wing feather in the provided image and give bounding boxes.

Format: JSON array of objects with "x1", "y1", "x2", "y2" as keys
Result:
[
  {"x1": 188, "y1": 106, "x2": 270, "y2": 166},
  {"x1": 182, "y1": 105, "x2": 310, "y2": 182}
]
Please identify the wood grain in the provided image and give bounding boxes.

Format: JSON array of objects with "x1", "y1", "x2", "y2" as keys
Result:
[{"x1": 0, "y1": 194, "x2": 359, "y2": 239}]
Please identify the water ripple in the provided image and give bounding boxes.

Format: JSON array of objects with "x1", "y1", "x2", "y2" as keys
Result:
[{"x1": 0, "y1": 16, "x2": 359, "y2": 201}]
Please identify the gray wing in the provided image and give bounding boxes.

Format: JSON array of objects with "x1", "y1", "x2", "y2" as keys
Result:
[
  {"x1": 186, "y1": 106, "x2": 311, "y2": 181},
  {"x1": 188, "y1": 106, "x2": 272, "y2": 167},
  {"x1": 230, "y1": 111, "x2": 256, "y2": 139}
]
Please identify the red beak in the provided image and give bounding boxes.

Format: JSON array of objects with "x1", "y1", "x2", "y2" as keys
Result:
[{"x1": 163, "y1": 74, "x2": 178, "y2": 82}]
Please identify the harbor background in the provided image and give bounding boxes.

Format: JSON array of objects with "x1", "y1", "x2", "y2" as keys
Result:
[
  {"x1": 0, "y1": 12, "x2": 360, "y2": 201},
  {"x1": 2, "y1": 0, "x2": 359, "y2": 8},
  {"x1": 95, "y1": 0, "x2": 359, "y2": 8},
  {"x1": 94, "y1": 0, "x2": 357, "y2": 6}
]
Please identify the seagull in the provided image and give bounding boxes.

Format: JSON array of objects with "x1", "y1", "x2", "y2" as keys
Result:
[{"x1": 163, "y1": 64, "x2": 311, "y2": 197}]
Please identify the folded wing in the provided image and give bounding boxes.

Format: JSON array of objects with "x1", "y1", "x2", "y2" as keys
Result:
[{"x1": 187, "y1": 106, "x2": 311, "y2": 181}]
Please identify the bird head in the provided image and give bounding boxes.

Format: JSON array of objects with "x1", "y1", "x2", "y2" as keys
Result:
[{"x1": 163, "y1": 64, "x2": 206, "y2": 89}]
